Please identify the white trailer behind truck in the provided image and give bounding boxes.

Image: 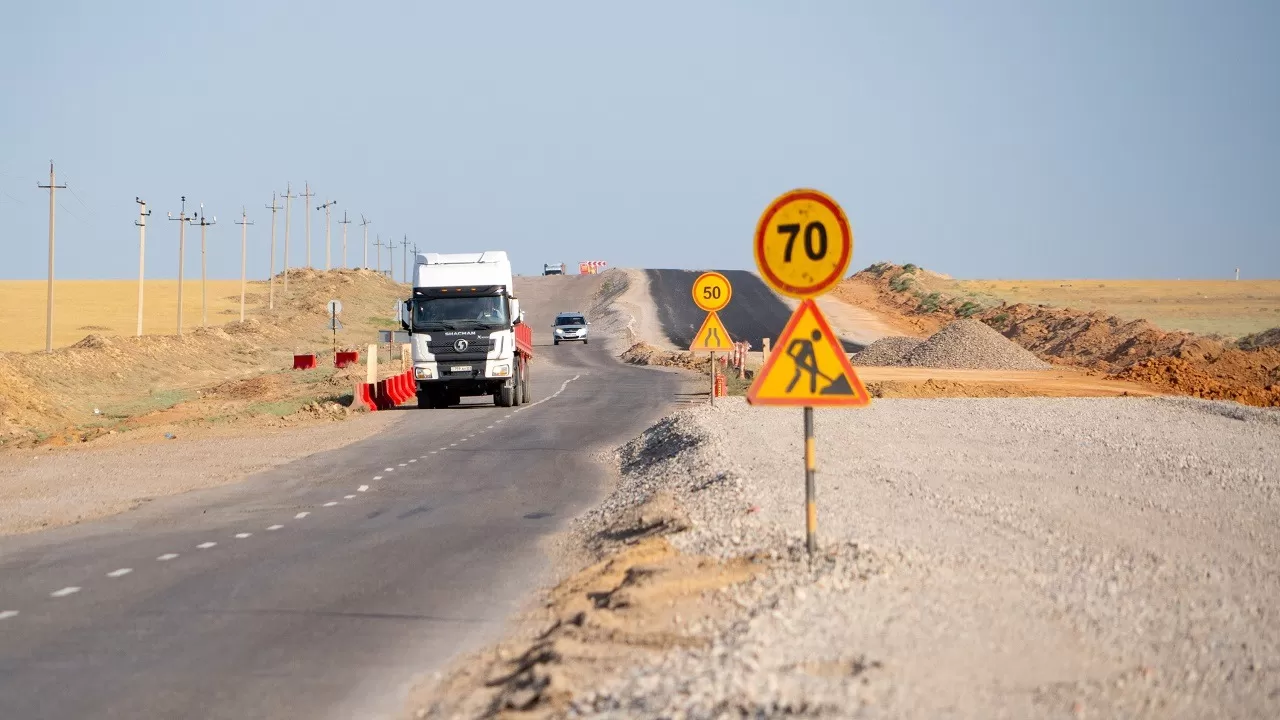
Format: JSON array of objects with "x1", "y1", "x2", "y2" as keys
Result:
[{"x1": 399, "y1": 251, "x2": 534, "y2": 408}]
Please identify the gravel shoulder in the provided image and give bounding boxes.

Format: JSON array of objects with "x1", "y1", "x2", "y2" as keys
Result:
[{"x1": 417, "y1": 395, "x2": 1280, "y2": 718}]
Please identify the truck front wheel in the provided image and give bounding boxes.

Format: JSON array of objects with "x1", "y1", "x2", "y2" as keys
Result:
[{"x1": 495, "y1": 384, "x2": 516, "y2": 407}]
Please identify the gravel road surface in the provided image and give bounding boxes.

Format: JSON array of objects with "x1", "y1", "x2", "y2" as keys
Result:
[
  {"x1": 582, "y1": 396, "x2": 1280, "y2": 717},
  {"x1": 0, "y1": 274, "x2": 685, "y2": 720}
]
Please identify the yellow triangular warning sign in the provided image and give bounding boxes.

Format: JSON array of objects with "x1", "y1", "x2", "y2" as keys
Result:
[
  {"x1": 747, "y1": 299, "x2": 871, "y2": 407},
  {"x1": 689, "y1": 311, "x2": 733, "y2": 352}
]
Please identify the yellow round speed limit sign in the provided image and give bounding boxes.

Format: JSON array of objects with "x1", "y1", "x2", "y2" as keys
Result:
[
  {"x1": 753, "y1": 189, "x2": 852, "y2": 298},
  {"x1": 692, "y1": 271, "x2": 732, "y2": 312}
]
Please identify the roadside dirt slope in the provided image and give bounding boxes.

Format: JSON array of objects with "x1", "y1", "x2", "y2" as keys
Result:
[
  {"x1": 0, "y1": 269, "x2": 409, "y2": 447},
  {"x1": 836, "y1": 263, "x2": 1280, "y2": 407}
]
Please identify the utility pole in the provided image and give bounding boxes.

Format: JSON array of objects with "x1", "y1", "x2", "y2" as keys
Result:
[
  {"x1": 167, "y1": 197, "x2": 196, "y2": 336},
  {"x1": 402, "y1": 235, "x2": 409, "y2": 284},
  {"x1": 318, "y1": 199, "x2": 337, "y2": 270},
  {"x1": 135, "y1": 197, "x2": 151, "y2": 337},
  {"x1": 300, "y1": 182, "x2": 315, "y2": 268},
  {"x1": 265, "y1": 192, "x2": 282, "y2": 309},
  {"x1": 195, "y1": 205, "x2": 216, "y2": 327},
  {"x1": 389, "y1": 236, "x2": 399, "y2": 282},
  {"x1": 359, "y1": 215, "x2": 370, "y2": 269},
  {"x1": 338, "y1": 211, "x2": 352, "y2": 269},
  {"x1": 236, "y1": 208, "x2": 254, "y2": 322},
  {"x1": 373, "y1": 234, "x2": 385, "y2": 273},
  {"x1": 281, "y1": 183, "x2": 296, "y2": 296},
  {"x1": 37, "y1": 162, "x2": 66, "y2": 353}
]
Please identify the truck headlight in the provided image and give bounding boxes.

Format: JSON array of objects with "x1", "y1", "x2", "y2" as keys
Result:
[
  {"x1": 492, "y1": 363, "x2": 511, "y2": 377},
  {"x1": 415, "y1": 367, "x2": 433, "y2": 379}
]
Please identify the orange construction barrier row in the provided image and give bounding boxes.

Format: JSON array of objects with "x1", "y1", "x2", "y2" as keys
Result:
[{"x1": 356, "y1": 370, "x2": 416, "y2": 411}]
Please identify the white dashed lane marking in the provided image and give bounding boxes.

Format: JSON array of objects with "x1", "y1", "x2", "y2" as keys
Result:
[
  {"x1": 323, "y1": 502, "x2": 338, "y2": 507},
  {"x1": 429, "y1": 451, "x2": 438, "y2": 455},
  {"x1": 487, "y1": 425, "x2": 495, "y2": 429},
  {"x1": 0, "y1": 611, "x2": 17, "y2": 620},
  {"x1": 267, "y1": 525, "x2": 284, "y2": 530},
  {"x1": 398, "y1": 463, "x2": 407, "y2": 467},
  {"x1": 357, "y1": 485, "x2": 369, "y2": 492},
  {"x1": 449, "y1": 443, "x2": 457, "y2": 447},
  {"x1": 384, "y1": 468, "x2": 394, "y2": 472},
  {"x1": 373, "y1": 476, "x2": 383, "y2": 481},
  {"x1": 107, "y1": 568, "x2": 133, "y2": 578},
  {"x1": 295, "y1": 512, "x2": 310, "y2": 519},
  {"x1": 50, "y1": 587, "x2": 81, "y2": 598},
  {"x1": 197, "y1": 542, "x2": 217, "y2": 549},
  {"x1": 157, "y1": 553, "x2": 179, "y2": 561},
  {"x1": 235, "y1": 533, "x2": 252, "y2": 539},
  {"x1": 409, "y1": 459, "x2": 417, "y2": 463},
  {"x1": 344, "y1": 494, "x2": 356, "y2": 499}
]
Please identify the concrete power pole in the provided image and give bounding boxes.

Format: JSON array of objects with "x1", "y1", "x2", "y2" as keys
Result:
[
  {"x1": 167, "y1": 197, "x2": 196, "y2": 336},
  {"x1": 281, "y1": 183, "x2": 297, "y2": 296},
  {"x1": 300, "y1": 182, "x2": 315, "y2": 268},
  {"x1": 236, "y1": 208, "x2": 254, "y2": 321},
  {"x1": 135, "y1": 197, "x2": 152, "y2": 337},
  {"x1": 195, "y1": 205, "x2": 217, "y2": 327},
  {"x1": 360, "y1": 215, "x2": 370, "y2": 269},
  {"x1": 402, "y1": 235, "x2": 409, "y2": 284},
  {"x1": 373, "y1": 234, "x2": 385, "y2": 273},
  {"x1": 389, "y1": 236, "x2": 399, "y2": 283},
  {"x1": 338, "y1": 211, "x2": 352, "y2": 269},
  {"x1": 318, "y1": 199, "x2": 337, "y2": 270},
  {"x1": 265, "y1": 192, "x2": 282, "y2": 309},
  {"x1": 37, "y1": 162, "x2": 66, "y2": 353}
]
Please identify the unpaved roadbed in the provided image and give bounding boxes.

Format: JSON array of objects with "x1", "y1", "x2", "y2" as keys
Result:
[{"x1": 574, "y1": 397, "x2": 1279, "y2": 717}]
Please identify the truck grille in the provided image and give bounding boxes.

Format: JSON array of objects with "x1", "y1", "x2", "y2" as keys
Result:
[{"x1": 427, "y1": 336, "x2": 492, "y2": 360}]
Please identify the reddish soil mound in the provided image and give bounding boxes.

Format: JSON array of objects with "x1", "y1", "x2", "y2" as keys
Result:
[
  {"x1": 619, "y1": 342, "x2": 709, "y2": 371},
  {"x1": 843, "y1": 263, "x2": 1280, "y2": 407}
]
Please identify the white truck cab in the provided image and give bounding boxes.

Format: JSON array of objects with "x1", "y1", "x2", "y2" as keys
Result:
[{"x1": 400, "y1": 251, "x2": 533, "y2": 408}]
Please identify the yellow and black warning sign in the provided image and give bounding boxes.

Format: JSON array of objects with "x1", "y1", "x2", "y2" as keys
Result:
[
  {"x1": 747, "y1": 299, "x2": 870, "y2": 407},
  {"x1": 689, "y1": 311, "x2": 732, "y2": 352}
]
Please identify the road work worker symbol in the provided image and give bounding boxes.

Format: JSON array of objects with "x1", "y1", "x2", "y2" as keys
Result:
[
  {"x1": 689, "y1": 311, "x2": 732, "y2": 352},
  {"x1": 747, "y1": 299, "x2": 870, "y2": 407}
]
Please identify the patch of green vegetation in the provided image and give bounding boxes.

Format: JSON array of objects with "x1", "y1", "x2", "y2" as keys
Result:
[
  {"x1": 919, "y1": 291, "x2": 943, "y2": 313},
  {"x1": 99, "y1": 389, "x2": 190, "y2": 419},
  {"x1": 367, "y1": 315, "x2": 399, "y2": 329},
  {"x1": 865, "y1": 262, "x2": 891, "y2": 276},
  {"x1": 889, "y1": 273, "x2": 914, "y2": 293},
  {"x1": 901, "y1": 263, "x2": 918, "y2": 274},
  {"x1": 957, "y1": 301, "x2": 982, "y2": 318},
  {"x1": 989, "y1": 312, "x2": 1011, "y2": 328}
]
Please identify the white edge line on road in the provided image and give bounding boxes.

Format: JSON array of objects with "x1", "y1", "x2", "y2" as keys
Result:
[
  {"x1": 0, "y1": 611, "x2": 17, "y2": 620},
  {"x1": 295, "y1": 512, "x2": 309, "y2": 519},
  {"x1": 50, "y1": 587, "x2": 81, "y2": 598},
  {"x1": 235, "y1": 533, "x2": 252, "y2": 539},
  {"x1": 107, "y1": 568, "x2": 133, "y2": 578},
  {"x1": 197, "y1": 542, "x2": 217, "y2": 549},
  {"x1": 267, "y1": 525, "x2": 284, "y2": 530},
  {"x1": 323, "y1": 501, "x2": 338, "y2": 507},
  {"x1": 357, "y1": 485, "x2": 369, "y2": 492},
  {"x1": 157, "y1": 553, "x2": 179, "y2": 561}
]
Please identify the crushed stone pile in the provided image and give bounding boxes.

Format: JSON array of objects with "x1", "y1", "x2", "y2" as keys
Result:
[
  {"x1": 900, "y1": 319, "x2": 1051, "y2": 370},
  {"x1": 850, "y1": 336, "x2": 924, "y2": 366}
]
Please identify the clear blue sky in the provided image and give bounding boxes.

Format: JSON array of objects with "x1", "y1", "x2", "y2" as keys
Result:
[{"x1": 2, "y1": 0, "x2": 1277, "y2": 280}]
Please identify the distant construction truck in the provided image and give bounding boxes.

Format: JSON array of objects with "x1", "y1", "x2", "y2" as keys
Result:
[
  {"x1": 543, "y1": 262, "x2": 565, "y2": 275},
  {"x1": 399, "y1": 251, "x2": 534, "y2": 408}
]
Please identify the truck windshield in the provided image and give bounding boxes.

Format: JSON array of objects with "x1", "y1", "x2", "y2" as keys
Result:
[{"x1": 412, "y1": 296, "x2": 508, "y2": 330}]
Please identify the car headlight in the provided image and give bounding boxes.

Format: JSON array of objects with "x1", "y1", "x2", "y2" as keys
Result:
[
  {"x1": 493, "y1": 363, "x2": 511, "y2": 376},
  {"x1": 554, "y1": 328, "x2": 564, "y2": 335},
  {"x1": 415, "y1": 367, "x2": 433, "y2": 379}
]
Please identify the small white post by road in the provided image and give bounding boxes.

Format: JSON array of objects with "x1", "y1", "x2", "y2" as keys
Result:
[
  {"x1": 135, "y1": 197, "x2": 151, "y2": 336},
  {"x1": 366, "y1": 343, "x2": 378, "y2": 384},
  {"x1": 236, "y1": 208, "x2": 254, "y2": 322}
]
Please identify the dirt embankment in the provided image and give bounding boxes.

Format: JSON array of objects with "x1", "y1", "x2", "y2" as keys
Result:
[
  {"x1": 839, "y1": 264, "x2": 1280, "y2": 407},
  {"x1": 0, "y1": 268, "x2": 410, "y2": 448}
]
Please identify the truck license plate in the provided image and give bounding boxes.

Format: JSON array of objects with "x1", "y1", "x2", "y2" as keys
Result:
[{"x1": 451, "y1": 365, "x2": 472, "y2": 372}]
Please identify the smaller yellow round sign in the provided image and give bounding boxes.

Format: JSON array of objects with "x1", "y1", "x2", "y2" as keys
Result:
[
  {"x1": 753, "y1": 189, "x2": 853, "y2": 298},
  {"x1": 692, "y1": 271, "x2": 732, "y2": 312}
]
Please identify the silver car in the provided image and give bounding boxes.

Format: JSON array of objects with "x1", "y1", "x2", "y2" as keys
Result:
[{"x1": 552, "y1": 312, "x2": 589, "y2": 345}]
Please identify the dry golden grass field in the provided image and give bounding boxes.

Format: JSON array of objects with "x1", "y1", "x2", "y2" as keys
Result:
[
  {"x1": 943, "y1": 279, "x2": 1280, "y2": 338},
  {"x1": 0, "y1": 279, "x2": 272, "y2": 352}
]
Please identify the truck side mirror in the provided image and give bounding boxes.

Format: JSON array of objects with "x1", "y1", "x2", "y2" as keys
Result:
[
  {"x1": 399, "y1": 300, "x2": 411, "y2": 331},
  {"x1": 510, "y1": 298, "x2": 521, "y2": 324}
]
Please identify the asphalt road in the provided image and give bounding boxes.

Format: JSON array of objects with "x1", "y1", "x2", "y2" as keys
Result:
[
  {"x1": 0, "y1": 275, "x2": 681, "y2": 720},
  {"x1": 644, "y1": 269, "x2": 862, "y2": 352}
]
